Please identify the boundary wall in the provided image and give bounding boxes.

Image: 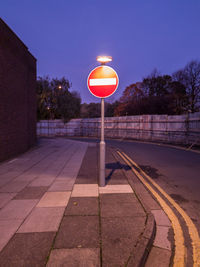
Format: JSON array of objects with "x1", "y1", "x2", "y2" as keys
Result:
[
  {"x1": 37, "y1": 113, "x2": 200, "y2": 146},
  {"x1": 0, "y1": 19, "x2": 36, "y2": 162}
]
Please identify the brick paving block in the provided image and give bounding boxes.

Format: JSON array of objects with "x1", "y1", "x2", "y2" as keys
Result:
[
  {"x1": 18, "y1": 207, "x2": 65, "y2": 233},
  {"x1": 0, "y1": 199, "x2": 38, "y2": 220},
  {"x1": 37, "y1": 192, "x2": 71, "y2": 207},
  {"x1": 101, "y1": 216, "x2": 145, "y2": 266},
  {"x1": 71, "y1": 184, "x2": 98, "y2": 197},
  {"x1": 0, "y1": 193, "x2": 16, "y2": 209},
  {"x1": 47, "y1": 248, "x2": 100, "y2": 267},
  {"x1": 54, "y1": 216, "x2": 99, "y2": 249},
  {"x1": 14, "y1": 186, "x2": 48, "y2": 200},
  {"x1": 0, "y1": 232, "x2": 55, "y2": 267},
  {"x1": 65, "y1": 197, "x2": 99, "y2": 216},
  {"x1": 0, "y1": 219, "x2": 22, "y2": 252}
]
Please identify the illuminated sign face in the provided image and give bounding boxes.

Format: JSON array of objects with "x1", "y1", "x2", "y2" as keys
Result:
[{"x1": 87, "y1": 66, "x2": 119, "y2": 98}]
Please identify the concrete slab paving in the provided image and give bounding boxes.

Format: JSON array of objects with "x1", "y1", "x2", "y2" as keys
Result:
[
  {"x1": 37, "y1": 192, "x2": 71, "y2": 207},
  {"x1": 18, "y1": 207, "x2": 65, "y2": 233},
  {"x1": 0, "y1": 193, "x2": 16, "y2": 209},
  {"x1": 99, "y1": 184, "x2": 133, "y2": 194},
  {"x1": 0, "y1": 199, "x2": 38, "y2": 220},
  {"x1": 54, "y1": 216, "x2": 99, "y2": 249},
  {"x1": 48, "y1": 178, "x2": 75, "y2": 192},
  {"x1": 65, "y1": 197, "x2": 99, "y2": 216},
  {"x1": 14, "y1": 186, "x2": 48, "y2": 200},
  {"x1": 0, "y1": 232, "x2": 55, "y2": 267},
  {"x1": 13, "y1": 174, "x2": 37, "y2": 183},
  {"x1": 0, "y1": 180, "x2": 29, "y2": 193},
  {"x1": 145, "y1": 246, "x2": 171, "y2": 267},
  {"x1": 47, "y1": 248, "x2": 100, "y2": 267},
  {"x1": 100, "y1": 192, "x2": 137, "y2": 202},
  {"x1": 100, "y1": 194, "x2": 146, "y2": 218},
  {"x1": 71, "y1": 184, "x2": 99, "y2": 197},
  {"x1": 29, "y1": 176, "x2": 55, "y2": 187},
  {"x1": 101, "y1": 216, "x2": 146, "y2": 266},
  {"x1": 75, "y1": 146, "x2": 98, "y2": 184},
  {"x1": 151, "y1": 209, "x2": 171, "y2": 226},
  {"x1": 0, "y1": 219, "x2": 22, "y2": 252},
  {"x1": 153, "y1": 225, "x2": 171, "y2": 250},
  {"x1": 0, "y1": 139, "x2": 157, "y2": 267}
]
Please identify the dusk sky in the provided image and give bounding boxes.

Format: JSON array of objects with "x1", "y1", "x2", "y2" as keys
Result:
[{"x1": 1, "y1": 1, "x2": 200, "y2": 103}]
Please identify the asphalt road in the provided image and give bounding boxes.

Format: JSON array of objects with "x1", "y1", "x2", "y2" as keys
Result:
[{"x1": 69, "y1": 137, "x2": 200, "y2": 234}]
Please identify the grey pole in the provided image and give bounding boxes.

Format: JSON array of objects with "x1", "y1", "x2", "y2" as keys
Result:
[{"x1": 99, "y1": 97, "x2": 105, "y2": 187}]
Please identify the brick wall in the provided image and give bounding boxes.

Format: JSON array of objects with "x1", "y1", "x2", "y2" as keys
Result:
[{"x1": 0, "y1": 18, "x2": 37, "y2": 162}]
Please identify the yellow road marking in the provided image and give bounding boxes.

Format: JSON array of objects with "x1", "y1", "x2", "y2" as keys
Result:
[
  {"x1": 119, "y1": 150, "x2": 200, "y2": 267},
  {"x1": 117, "y1": 151, "x2": 185, "y2": 267}
]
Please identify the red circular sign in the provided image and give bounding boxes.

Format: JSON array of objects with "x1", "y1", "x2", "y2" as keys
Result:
[{"x1": 87, "y1": 66, "x2": 119, "y2": 98}]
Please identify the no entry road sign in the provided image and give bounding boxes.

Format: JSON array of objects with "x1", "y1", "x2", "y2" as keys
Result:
[{"x1": 87, "y1": 65, "x2": 119, "y2": 98}]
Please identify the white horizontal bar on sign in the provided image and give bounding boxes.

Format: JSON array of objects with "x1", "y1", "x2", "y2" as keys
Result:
[{"x1": 89, "y1": 78, "x2": 116, "y2": 86}]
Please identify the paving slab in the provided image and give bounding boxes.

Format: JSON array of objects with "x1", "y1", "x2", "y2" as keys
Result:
[
  {"x1": 48, "y1": 178, "x2": 75, "y2": 192},
  {"x1": 101, "y1": 216, "x2": 146, "y2": 266},
  {"x1": 29, "y1": 176, "x2": 55, "y2": 186},
  {"x1": 115, "y1": 154, "x2": 161, "y2": 210},
  {"x1": 100, "y1": 192, "x2": 137, "y2": 203},
  {"x1": 71, "y1": 184, "x2": 99, "y2": 197},
  {"x1": 145, "y1": 246, "x2": 171, "y2": 267},
  {"x1": 151, "y1": 209, "x2": 171, "y2": 226},
  {"x1": 13, "y1": 174, "x2": 37, "y2": 183},
  {"x1": 99, "y1": 184, "x2": 133, "y2": 194},
  {"x1": 37, "y1": 191, "x2": 71, "y2": 207},
  {"x1": 100, "y1": 193, "x2": 146, "y2": 218},
  {"x1": 18, "y1": 207, "x2": 65, "y2": 233},
  {"x1": 153, "y1": 225, "x2": 171, "y2": 250},
  {"x1": 0, "y1": 193, "x2": 16, "y2": 209},
  {"x1": 0, "y1": 180, "x2": 29, "y2": 193},
  {"x1": 14, "y1": 186, "x2": 48, "y2": 200},
  {"x1": 0, "y1": 171, "x2": 20, "y2": 182},
  {"x1": 105, "y1": 160, "x2": 128, "y2": 185},
  {"x1": 0, "y1": 219, "x2": 22, "y2": 252},
  {"x1": 47, "y1": 248, "x2": 100, "y2": 267},
  {"x1": 0, "y1": 199, "x2": 38, "y2": 220},
  {"x1": 0, "y1": 139, "x2": 155, "y2": 267},
  {"x1": 65, "y1": 197, "x2": 99, "y2": 216},
  {"x1": 0, "y1": 232, "x2": 55, "y2": 267},
  {"x1": 75, "y1": 146, "x2": 98, "y2": 184},
  {"x1": 54, "y1": 216, "x2": 99, "y2": 249}
]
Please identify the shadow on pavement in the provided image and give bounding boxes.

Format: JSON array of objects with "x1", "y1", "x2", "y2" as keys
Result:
[{"x1": 105, "y1": 162, "x2": 131, "y2": 183}]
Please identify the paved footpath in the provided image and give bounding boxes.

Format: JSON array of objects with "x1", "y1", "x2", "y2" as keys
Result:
[{"x1": 0, "y1": 138, "x2": 151, "y2": 267}]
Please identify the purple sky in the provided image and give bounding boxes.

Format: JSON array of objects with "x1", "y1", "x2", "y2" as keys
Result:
[{"x1": 1, "y1": 1, "x2": 200, "y2": 103}]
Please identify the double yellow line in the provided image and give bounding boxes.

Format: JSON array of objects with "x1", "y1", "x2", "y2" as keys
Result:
[{"x1": 117, "y1": 150, "x2": 200, "y2": 267}]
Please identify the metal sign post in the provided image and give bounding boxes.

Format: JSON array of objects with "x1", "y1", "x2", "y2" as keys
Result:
[
  {"x1": 100, "y1": 98, "x2": 105, "y2": 186},
  {"x1": 87, "y1": 56, "x2": 119, "y2": 187}
]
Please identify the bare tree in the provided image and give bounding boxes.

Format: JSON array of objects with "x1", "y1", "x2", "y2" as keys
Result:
[{"x1": 173, "y1": 60, "x2": 200, "y2": 112}]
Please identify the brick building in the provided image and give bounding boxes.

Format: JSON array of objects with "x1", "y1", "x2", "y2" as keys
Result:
[{"x1": 0, "y1": 18, "x2": 37, "y2": 162}]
